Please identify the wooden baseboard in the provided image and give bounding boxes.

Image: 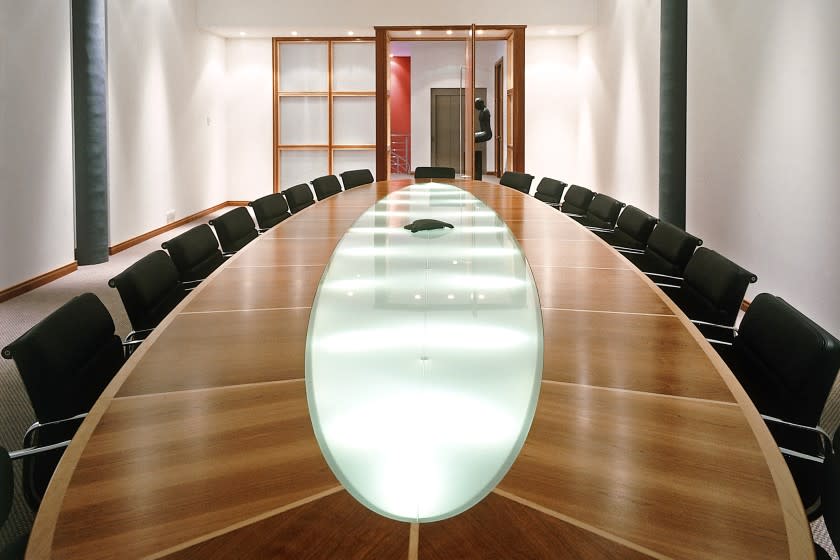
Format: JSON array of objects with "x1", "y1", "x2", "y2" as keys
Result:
[
  {"x1": 0, "y1": 262, "x2": 78, "y2": 304},
  {"x1": 109, "y1": 201, "x2": 247, "y2": 255}
]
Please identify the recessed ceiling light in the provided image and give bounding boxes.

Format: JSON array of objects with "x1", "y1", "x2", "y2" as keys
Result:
[
  {"x1": 291, "y1": 30, "x2": 298, "y2": 36},
  {"x1": 347, "y1": 30, "x2": 355, "y2": 36},
  {"x1": 415, "y1": 30, "x2": 422, "y2": 36},
  {"x1": 548, "y1": 28, "x2": 557, "y2": 35},
  {"x1": 446, "y1": 30, "x2": 453, "y2": 36},
  {"x1": 476, "y1": 29, "x2": 484, "y2": 35},
  {"x1": 239, "y1": 31, "x2": 247, "y2": 37}
]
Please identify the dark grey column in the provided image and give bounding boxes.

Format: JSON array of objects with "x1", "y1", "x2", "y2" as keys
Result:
[
  {"x1": 659, "y1": 0, "x2": 687, "y2": 228},
  {"x1": 71, "y1": 0, "x2": 109, "y2": 264}
]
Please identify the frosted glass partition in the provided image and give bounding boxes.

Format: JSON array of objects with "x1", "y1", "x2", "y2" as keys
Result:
[
  {"x1": 279, "y1": 150, "x2": 328, "y2": 188},
  {"x1": 332, "y1": 42, "x2": 375, "y2": 91},
  {"x1": 278, "y1": 43, "x2": 328, "y2": 92},
  {"x1": 333, "y1": 97, "x2": 376, "y2": 145},
  {"x1": 333, "y1": 150, "x2": 376, "y2": 178},
  {"x1": 306, "y1": 183, "x2": 543, "y2": 522},
  {"x1": 279, "y1": 97, "x2": 328, "y2": 145}
]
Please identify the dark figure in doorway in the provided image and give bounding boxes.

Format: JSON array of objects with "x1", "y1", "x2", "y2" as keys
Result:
[{"x1": 475, "y1": 98, "x2": 492, "y2": 143}]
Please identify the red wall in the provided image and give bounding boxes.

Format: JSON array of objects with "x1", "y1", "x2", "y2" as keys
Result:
[{"x1": 389, "y1": 56, "x2": 411, "y2": 135}]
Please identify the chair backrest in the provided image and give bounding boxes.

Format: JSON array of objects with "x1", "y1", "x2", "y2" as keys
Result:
[
  {"x1": 209, "y1": 206, "x2": 259, "y2": 253},
  {"x1": 645, "y1": 221, "x2": 702, "y2": 274},
  {"x1": 560, "y1": 185, "x2": 594, "y2": 214},
  {"x1": 584, "y1": 194, "x2": 625, "y2": 228},
  {"x1": 681, "y1": 248, "x2": 757, "y2": 326},
  {"x1": 1, "y1": 293, "x2": 125, "y2": 423},
  {"x1": 249, "y1": 193, "x2": 291, "y2": 230},
  {"x1": 340, "y1": 169, "x2": 374, "y2": 190},
  {"x1": 736, "y1": 293, "x2": 840, "y2": 426},
  {"x1": 499, "y1": 171, "x2": 535, "y2": 194},
  {"x1": 162, "y1": 224, "x2": 224, "y2": 283},
  {"x1": 1, "y1": 447, "x2": 11, "y2": 527},
  {"x1": 414, "y1": 166, "x2": 456, "y2": 179},
  {"x1": 108, "y1": 250, "x2": 188, "y2": 333},
  {"x1": 311, "y1": 175, "x2": 343, "y2": 200},
  {"x1": 615, "y1": 206, "x2": 658, "y2": 245},
  {"x1": 533, "y1": 177, "x2": 567, "y2": 205},
  {"x1": 283, "y1": 183, "x2": 316, "y2": 214}
]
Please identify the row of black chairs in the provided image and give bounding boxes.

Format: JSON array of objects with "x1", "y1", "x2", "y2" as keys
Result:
[{"x1": 519, "y1": 172, "x2": 840, "y2": 555}]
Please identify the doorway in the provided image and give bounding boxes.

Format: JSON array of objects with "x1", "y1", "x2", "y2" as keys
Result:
[{"x1": 430, "y1": 87, "x2": 487, "y2": 173}]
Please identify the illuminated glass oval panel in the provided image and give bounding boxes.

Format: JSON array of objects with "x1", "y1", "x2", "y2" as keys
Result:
[{"x1": 305, "y1": 183, "x2": 543, "y2": 522}]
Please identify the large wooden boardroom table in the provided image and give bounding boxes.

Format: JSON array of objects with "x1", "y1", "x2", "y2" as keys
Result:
[{"x1": 28, "y1": 180, "x2": 812, "y2": 559}]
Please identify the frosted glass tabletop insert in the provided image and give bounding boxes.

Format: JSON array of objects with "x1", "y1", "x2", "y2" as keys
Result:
[{"x1": 305, "y1": 182, "x2": 543, "y2": 523}]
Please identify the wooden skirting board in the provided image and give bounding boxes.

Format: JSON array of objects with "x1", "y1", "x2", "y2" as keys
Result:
[
  {"x1": 0, "y1": 201, "x2": 247, "y2": 304},
  {"x1": 109, "y1": 201, "x2": 248, "y2": 255},
  {"x1": 0, "y1": 262, "x2": 79, "y2": 304}
]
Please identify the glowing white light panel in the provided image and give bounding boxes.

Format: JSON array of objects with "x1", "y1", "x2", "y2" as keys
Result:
[{"x1": 306, "y1": 183, "x2": 543, "y2": 522}]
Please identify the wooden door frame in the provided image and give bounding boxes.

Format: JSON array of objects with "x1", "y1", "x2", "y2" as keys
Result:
[
  {"x1": 374, "y1": 25, "x2": 525, "y2": 180},
  {"x1": 493, "y1": 58, "x2": 503, "y2": 176}
]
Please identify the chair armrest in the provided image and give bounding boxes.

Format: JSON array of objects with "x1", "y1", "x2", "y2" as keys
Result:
[
  {"x1": 613, "y1": 246, "x2": 645, "y2": 255},
  {"x1": 23, "y1": 413, "x2": 87, "y2": 447},
  {"x1": 762, "y1": 414, "x2": 832, "y2": 463},
  {"x1": 586, "y1": 226, "x2": 615, "y2": 233},
  {"x1": 8, "y1": 439, "x2": 72, "y2": 460},
  {"x1": 645, "y1": 271, "x2": 684, "y2": 282}
]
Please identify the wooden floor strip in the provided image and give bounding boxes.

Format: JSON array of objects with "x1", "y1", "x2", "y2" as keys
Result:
[
  {"x1": 492, "y1": 489, "x2": 673, "y2": 560},
  {"x1": 113, "y1": 378, "x2": 305, "y2": 401},
  {"x1": 540, "y1": 307, "x2": 675, "y2": 318},
  {"x1": 142, "y1": 485, "x2": 344, "y2": 560},
  {"x1": 407, "y1": 523, "x2": 419, "y2": 560},
  {"x1": 179, "y1": 306, "x2": 312, "y2": 315},
  {"x1": 540, "y1": 379, "x2": 738, "y2": 407}
]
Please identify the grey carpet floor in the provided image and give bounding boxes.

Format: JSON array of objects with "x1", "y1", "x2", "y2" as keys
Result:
[{"x1": 1, "y1": 199, "x2": 838, "y2": 557}]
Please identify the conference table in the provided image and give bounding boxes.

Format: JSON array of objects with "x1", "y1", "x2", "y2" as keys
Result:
[{"x1": 27, "y1": 179, "x2": 812, "y2": 559}]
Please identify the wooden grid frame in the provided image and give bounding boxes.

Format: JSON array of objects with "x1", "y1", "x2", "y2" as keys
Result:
[{"x1": 272, "y1": 37, "x2": 376, "y2": 193}]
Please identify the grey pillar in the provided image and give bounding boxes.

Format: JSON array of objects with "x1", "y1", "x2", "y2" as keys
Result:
[
  {"x1": 659, "y1": 0, "x2": 687, "y2": 228},
  {"x1": 72, "y1": 0, "x2": 109, "y2": 264}
]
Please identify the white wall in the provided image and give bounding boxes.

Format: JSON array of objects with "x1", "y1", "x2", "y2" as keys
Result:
[
  {"x1": 0, "y1": 2, "x2": 74, "y2": 290},
  {"x1": 687, "y1": 0, "x2": 840, "y2": 337},
  {"x1": 577, "y1": 0, "x2": 660, "y2": 213},
  {"x1": 107, "y1": 0, "x2": 227, "y2": 246},
  {"x1": 525, "y1": 37, "x2": 579, "y2": 186},
  {"x1": 225, "y1": 38, "x2": 273, "y2": 202}
]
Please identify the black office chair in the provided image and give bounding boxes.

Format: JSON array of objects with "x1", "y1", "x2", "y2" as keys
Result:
[
  {"x1": 161, "y1": 224, "x2": 226, "y2": 285},
  {"x1": 499, "y1": 171, "x2": 535, "y2": 194},
  {"x1": 283, "y1": 183, "x2": 316, "y2": 214},
  {"x1": 660, "y1": 248, "x2": 757, "y2": 342},
  {"x1": 533, "y1": 177, "x2": 567, "y2": 208},
  {"x1": 2, "y1": 293, "x2": 128, "y2": 508},
  {"x1": 311, "y1": 175, "x2": 343, "y2": 201},
  {"x1": 714, "y1": 293, "x2": 840, "y2": 521},
  {"x1": 340, "y1": 169, "x2": 374, "y2": 190},
  {"x1": 209, "y1": 206, "x2": 259, "y2": 253},
  {"x1": 414, "y1": 166, "x2": 456, "y2": 179},
  {"x1": 623, "y1": 221, "x2": 702, "y2": 282},
  {"x1": 249, "y1": 193, "x2": 291, "y2": 231},
  {"x1": 109, "y1": 250, "x2": 188, "y2": 342},
  {"x1": 560, "y1": 185, "x2": 595, "y2": 216},
  {"x1": 591, "y1": 205, "x2": 658, "y2": 252},
  {"x1": 570, "y1": 193, "x2": 625, "y2": 230}
]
